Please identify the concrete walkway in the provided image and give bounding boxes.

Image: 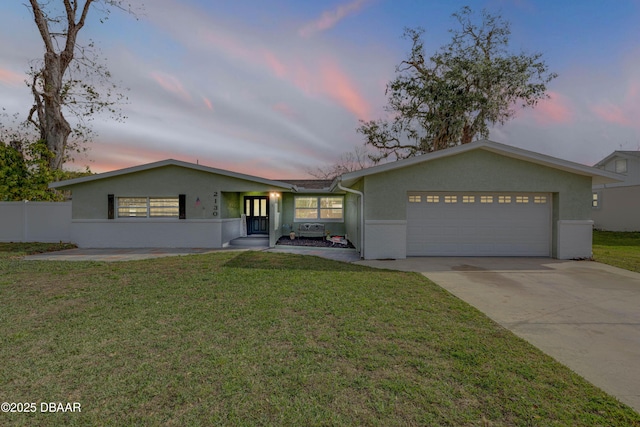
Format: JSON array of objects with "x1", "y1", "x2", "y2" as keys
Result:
[
  {"x1": 357, "y1": 257, "x2": 640, "y2": 413},
  {"x1": 24, "y1": 247, "x2": 228, "y2": 261},
  {"x1": 266, "y1": 246, "x2": 361, "y2": 262},
  {"x1": 24, "y1": 245, "x2": 361, "y2": 263}
]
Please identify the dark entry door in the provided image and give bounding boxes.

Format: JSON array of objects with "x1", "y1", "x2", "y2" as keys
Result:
[{"x1": 245, "y1": 196, "x2": 268, "y2": 234}]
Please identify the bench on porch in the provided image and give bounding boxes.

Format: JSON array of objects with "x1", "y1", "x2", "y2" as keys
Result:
[{"x1": 298, "y1": 223, "x2": 325, "y2": 238}]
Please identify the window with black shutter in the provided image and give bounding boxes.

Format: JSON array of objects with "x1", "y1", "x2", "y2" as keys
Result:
[
  {"x1": 179, "y1": 194, "x2": 186, "y2": 219},
  {"x1": 108, "y1": 194, "x2": 114, "y2": 219}
]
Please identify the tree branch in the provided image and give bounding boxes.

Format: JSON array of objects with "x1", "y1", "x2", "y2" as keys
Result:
[{"x1": 29, "y1": 0, "x2": 55, "y2": 53}]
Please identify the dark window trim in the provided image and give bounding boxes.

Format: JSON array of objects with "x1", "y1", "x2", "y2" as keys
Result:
[
  {"x1": 179, "y1": 194, "x2": 186, "y2": 219},
  {"x1": 107, "y1": 194, "x2": 114, "y2": 220}
]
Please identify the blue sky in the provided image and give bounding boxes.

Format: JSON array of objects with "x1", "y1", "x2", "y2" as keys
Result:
[{"x1": 1, "y1": 0, "x2": 639, "y2": 178}]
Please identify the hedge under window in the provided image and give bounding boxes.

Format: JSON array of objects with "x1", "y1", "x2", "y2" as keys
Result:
[{"x1": 294, "y1": 196, "x2": 343, "y2": 221}]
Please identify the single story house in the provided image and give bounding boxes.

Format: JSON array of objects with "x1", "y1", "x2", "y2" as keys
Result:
[
  {"x1": 51, "y1": 140, "x2": 621, "y2": 259},
  {"x1": 592, "y1": 151, "x2": 640, "y2": 231}
]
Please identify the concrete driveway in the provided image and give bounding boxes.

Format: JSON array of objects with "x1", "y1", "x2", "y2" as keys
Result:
[{"x1": 357, "y1": 257, "x2": 640, "y2": 413}]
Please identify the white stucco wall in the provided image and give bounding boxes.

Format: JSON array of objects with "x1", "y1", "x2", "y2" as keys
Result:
[
  {"x1": 70, "y1": 218, "x2": 241, "y2": 248},
  {"x1": 556, "y1": 220, "x2": 593, "y2": 259},
  {"x1": 363, "y1": 220, "x2": 407, "y2": 260}
]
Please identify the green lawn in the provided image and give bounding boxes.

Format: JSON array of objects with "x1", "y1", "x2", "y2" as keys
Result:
[
  {"x1": 593, "y1": 230, "x2": 640, "y2": 273},
  {"x1": 1, "y1": 244, "x2": 639, "y2": 426}
]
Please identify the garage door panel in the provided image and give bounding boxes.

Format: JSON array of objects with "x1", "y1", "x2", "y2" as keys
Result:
[{"x1": 407, "y1": 192, "x2": 551, "y2": 257}]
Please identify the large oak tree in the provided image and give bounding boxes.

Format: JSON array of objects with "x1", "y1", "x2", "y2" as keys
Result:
[
  {"x1": 358, "y1": 7, "x2": 557, "y2": 162},
  {"x1": 26, "y1": 0, "x2": 136, "y2": 170}
]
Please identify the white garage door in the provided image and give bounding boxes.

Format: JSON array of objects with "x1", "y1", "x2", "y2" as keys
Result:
[{"x1": 407, "y1": 192, "x2": 551, "y2": 256}]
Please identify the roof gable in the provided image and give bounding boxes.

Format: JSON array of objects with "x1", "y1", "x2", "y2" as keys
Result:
[
  {"x1": 50, "y1": 159, "x2": 296, "y2": 190},
  {"x1": 334, "y1": 140, "x2": 622, "y2": 188},
  {"x1": 594, "y1": 150, "x2": 640, "y2": 168}
]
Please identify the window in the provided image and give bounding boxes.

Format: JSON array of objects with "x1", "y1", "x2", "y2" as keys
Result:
[
  {"x1": 516, "y1": 196, "x2": 529, "y2": 204},
  {"x1": 534, "y1": 196, "x2": 547, "y2": 204},
  {"x1": 615, "y1": 159, "x2": 628, "y2": 173},
  {"x1": 592, "y1": 192, "x2": 599, "y2": 208},
  {"x1": 462, "y1": 195, "x2": 475, "y2": 203},
  {"x1": 149, "y1": 198, "x2": 180, "y2": 217},
  {"x1": 117, "y1": 197, "x2": 148, "y2": 217},
  {"x1": 408, "y1": 195, "x2": 422, "y2": 203},
  {"x1": 294, "y1": 196, "x2": 343, "y2": 221},
  {"x1": 498, "y1": 196, "x2": 511, "y2": 204},
  {"x1": 480, "y1": 196, "x2": 493, "y2": 203},
  {"x1": 444, "y1": 195, "x2": 457, "y2": 203},
  {"x1": 117, "y1": 197, "x2": 180, "y2": 218},
  {"x1": 426, "y1": 195, "x2": 440, "y2": 203}
]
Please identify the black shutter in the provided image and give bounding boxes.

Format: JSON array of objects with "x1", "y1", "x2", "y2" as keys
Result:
[
  {"x1": 108, "y1": 194, "x2": 114, "y2": 219},
  {"x1": 179, "y1": 194, "x2": 186, "y2": 219}
]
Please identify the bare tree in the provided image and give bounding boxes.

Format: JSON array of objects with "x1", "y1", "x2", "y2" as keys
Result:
[
  {"x1": 26, "y1": 0, "x2": 139, "y2": 170},
  {"x1": 307, "y1": 146, "x2": 375, "y2": 180}
]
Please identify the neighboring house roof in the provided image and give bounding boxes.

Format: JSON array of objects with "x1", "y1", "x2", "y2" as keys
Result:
[
  {"x1": 278, "y1": 179, "x2": 333, "y2": 191},
  {"x1": 594, "y1": 150, "x2": 640, "y2": 168},
  {"x1": 49, "y1": 159, "x2": 297, "y2": 190},
  {"x1": 333, "y1": 139, "x2": 623, "y2": 188}
]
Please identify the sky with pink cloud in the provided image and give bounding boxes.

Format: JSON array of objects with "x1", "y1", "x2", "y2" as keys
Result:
[{"x1": 1, "y1": 0, "x2": 639, "y2": 178}]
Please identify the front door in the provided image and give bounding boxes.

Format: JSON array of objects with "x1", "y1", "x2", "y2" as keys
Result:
[{"x1": 245, "y1": 196, "x2": 269, "y2": 235}]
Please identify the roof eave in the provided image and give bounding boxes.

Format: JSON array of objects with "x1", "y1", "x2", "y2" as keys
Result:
[
  {"x1": 336, "y1": 140, "x2": 624, "y2": 187},
  {"x1": 49, "y1": 159, "x2": 297, "y2": 191}
]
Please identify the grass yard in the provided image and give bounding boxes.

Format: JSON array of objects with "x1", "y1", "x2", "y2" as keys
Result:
[
  {"x1": 593, "y1": 230, "x2": 640, "y2": 273},
  {"x1": 1, "y1": 244, "x2": 639, "y2": 426}
]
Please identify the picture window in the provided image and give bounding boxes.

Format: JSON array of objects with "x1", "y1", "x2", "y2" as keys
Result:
[
  {"x1": 117, "y1": 197, "x2": 179, "y2": 218},
  {"x1": 295, "y1": 196, "x2": 343, "y2": 221}
]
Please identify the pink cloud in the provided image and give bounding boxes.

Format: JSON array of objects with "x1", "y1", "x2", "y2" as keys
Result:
[
  {"x1": 299, "y1": 0, "x2": 369, "y2": 37},
  {"x1": 320, "y1": 60, "x2": 371, "y2": 119},
  {"x1": 530, "y1": 91, "x2": 574, "y2": 125},
  {"x1": 261, "y1": 50, "x2": 287, "y2": 78},
  {"x1": 202, "y1": 96, "x2": 213, "y2": 111},
  {"x1": 186, "y1": 22, "x2": 374, "y2": 121},
  {"x1": 591, "y1": 104, "x2": 633, "y2": 126},
  {"x1": 203, "y1": 30, "x2": 291, "y2": 82},
  {"x1": 80, "y1": 142, "x2": 182, "y2": 173},
  {"x1": 272, "y1": 102, "x2": 296, "y2": 119},
  {"x1": 0, "y1": 68, "x2": 23, "y2": 86},
  {"x1": 150, "y1": 71, "x2": 191, "y2": 102},
  {"x1": 591, "y1": 80, "x2": 640, "y2": 128}
]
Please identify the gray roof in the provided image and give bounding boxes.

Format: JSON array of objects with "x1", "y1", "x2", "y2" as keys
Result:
[
  {"x1": 50, "y1": 159, "x2": 297, "y2": 190},
  {"x1": 333, "y1": 139, "x2": 623, "y2": 188},
  {"x1": 278, "y1": 179, "x2": 333, "y2": 191},
  {"x1": 594, "y1": 150, "x2": 640, "y2": 168}
]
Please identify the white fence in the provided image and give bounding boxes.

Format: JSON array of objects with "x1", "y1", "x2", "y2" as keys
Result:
[{"x1": 0, "y1": 201, "x2": 72, "y2": 243}]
